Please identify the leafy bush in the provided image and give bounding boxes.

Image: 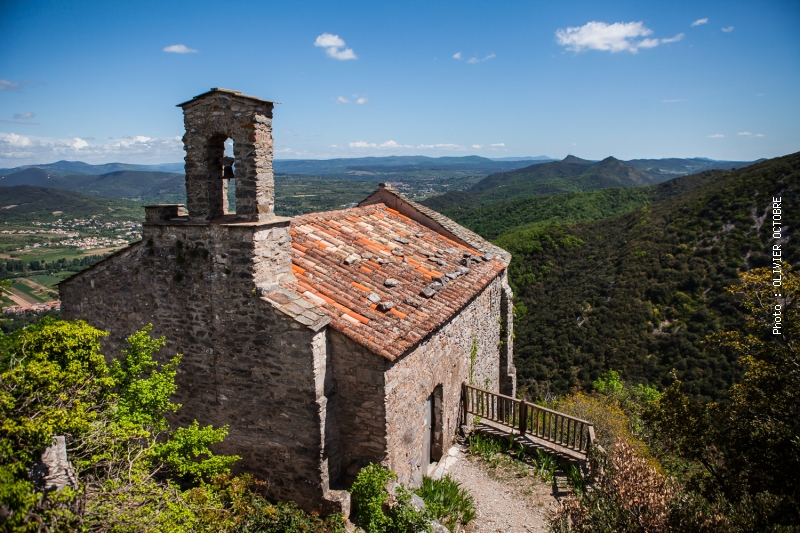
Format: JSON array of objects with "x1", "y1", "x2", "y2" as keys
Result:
[
  {"x1": 0, "y1": 318, "x2": 343, "y2": 532},
  {"x1": 350, "y1": 464, "x2": 431, "y2": 533},
  {"x1": 467, "y1": 432, "x2": 504, "y2": 463},
  {"x1": 554, "y1": 391, "x2": 655, "y2": 466},
  {"x1": 551, "y1": 439, "x2": 688, "y2": 533},
  {"x1": 415, "y1": 476, "x2": 475, "y2": 531}
]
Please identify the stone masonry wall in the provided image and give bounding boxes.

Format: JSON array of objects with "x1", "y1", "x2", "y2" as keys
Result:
[
  {"x1": 327, "y1": 329, "x2": 388, "y2": 484},
  {"x1": 383, "y1": 274, "x2": 511, "y2": 486},
  {"x1": 60, "y1": 221, "x2": 337, "y2": 511}
]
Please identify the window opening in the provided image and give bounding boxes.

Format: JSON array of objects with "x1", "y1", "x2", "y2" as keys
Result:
[{"x1": 222, "y1": 139, "x2": 236, "y2": 214}]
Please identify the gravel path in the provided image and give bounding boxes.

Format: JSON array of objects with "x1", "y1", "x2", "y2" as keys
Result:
[{"x1": 432, "y1": 444, "x2": 560, "y2": 533}]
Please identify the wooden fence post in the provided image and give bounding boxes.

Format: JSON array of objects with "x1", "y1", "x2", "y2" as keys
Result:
[
  {"x1": 519, "y1": 401, "x2": 528, "y2": 435},
  {"x1": 461, "y1": 382, "x2": 467, "y2": 428}
]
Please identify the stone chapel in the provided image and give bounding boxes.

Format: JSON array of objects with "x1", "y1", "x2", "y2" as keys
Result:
[{"x1": 60, "y1": 88, "x2": 516, "y2": 513}]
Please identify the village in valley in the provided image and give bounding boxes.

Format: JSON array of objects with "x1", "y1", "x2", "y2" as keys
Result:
[{"x1": 0, "y1": 214, "x2": 141, "y2": 314}]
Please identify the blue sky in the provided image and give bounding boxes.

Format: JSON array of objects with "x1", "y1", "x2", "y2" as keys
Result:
[{"x1": 0, "y1": 0, "x2": 798, "y2": 166}]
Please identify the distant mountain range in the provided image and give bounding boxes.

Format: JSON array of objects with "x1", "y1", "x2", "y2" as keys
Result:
[
  {"x1": 0, "y1": 155, "x2": 754, "y2": 181},
  {"x1": 0, "y1": 155, "x2": 757, "y2": 206},
  {"x1": 422, "y1": 156, "x2": 665, "y2": 210},
  {"x1": 0, "y1": 168, "x2": 185, "y2": 203}
]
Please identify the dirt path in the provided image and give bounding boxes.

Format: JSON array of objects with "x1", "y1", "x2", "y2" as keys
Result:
[{"x1": 431, "y1": 444, "x2": 560, "y2": 533}]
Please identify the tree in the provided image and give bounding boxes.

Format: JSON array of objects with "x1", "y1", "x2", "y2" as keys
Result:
[
  {"x1": 646, "y1": 265, "x2": 800, "y2": 530},
  {"x1": 0, "y1": 320, "x2": 236, "y2": 532}
]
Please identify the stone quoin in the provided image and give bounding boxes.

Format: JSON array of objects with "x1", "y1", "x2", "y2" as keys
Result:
[{"x1": 60, "y1": 88, "x2": 516, "y2": 514}]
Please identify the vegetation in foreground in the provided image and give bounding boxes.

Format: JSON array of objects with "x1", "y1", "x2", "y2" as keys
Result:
[
  {"x1": 350, "y1": 463, "x2": 476, "y2": 533},
  {"x1": 0, "y1": 320, "x2": 345, "y2": 532},
  {"x1": 549, "y1": 266, "x2": 799, "y2": 532}
]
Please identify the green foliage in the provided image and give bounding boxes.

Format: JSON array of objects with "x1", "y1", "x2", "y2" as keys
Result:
[
  {"x1": 554, "y1": 265, "x2": 800, "y2": 532},
  {"x1": 504, "y1": 153, "x2": 800, "y2": 400},
  {"x1": 469, "y1": 336, "x2": 478, "y2": 385},
  {"x1": 467, "y1": 432, "x2": 504, "y2": 463},
  {"x1": 184, "y1": 474, "x2": 347, "y2": 533},
  {"x1": 645, "y1": 266, "x2": 800, "y2": 529},
  {"x1": 350, "y1": 464, "x2": 432, "y2": 533},
  {"x1": 0, "y1": 318, "x2": 350, "y2": 532},
  {"x1": 415, "y1": 476, "x2": 476, "y2": 531},
  {"x1": 109, "y1": 325, "x2": 179, "y2": 431}
]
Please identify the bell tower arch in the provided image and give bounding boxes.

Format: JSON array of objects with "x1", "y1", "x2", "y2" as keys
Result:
[{"x1": 177, "y1": 88, "x2": 278, "y2": 221}]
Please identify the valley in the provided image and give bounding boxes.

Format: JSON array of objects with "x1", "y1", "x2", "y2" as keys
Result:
[{"x1": 0, "y1": 152, "x2": 790, "y2": 403}]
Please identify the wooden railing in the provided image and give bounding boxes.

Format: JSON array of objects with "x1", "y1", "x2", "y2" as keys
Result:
[{"x1": 462, "y1": 383, "x2": 596, "y2": 455}]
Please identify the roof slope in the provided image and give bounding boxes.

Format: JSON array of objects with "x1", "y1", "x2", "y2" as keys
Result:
[
  {"x1": 359, "y1": 184, "x2": 511, "y2": 263},
  {"x1": 265, "y1": 203, "x2": 505, "y2": 360}
]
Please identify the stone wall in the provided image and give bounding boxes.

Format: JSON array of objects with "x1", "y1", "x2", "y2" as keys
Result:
[
  {"x1": 60, "y1": 220, "x2": 339, "y2": 511},
  {"x1": 326, "y1": 329, "x2": 387, "y2": 484},
  {"x1": 383, "y1": 274, "x2": 511, "y2": 486}
]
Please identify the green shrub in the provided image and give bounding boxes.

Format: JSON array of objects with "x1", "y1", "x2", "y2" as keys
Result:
[
  {"x1": 0, "y1": 318, "x2": 341, "y2": 532},
  {"x1": 415, "y1": 476, "x2": 476, "y2": 531},
  {"x1": 467, "y1": 432, "x2": 504, "y2": 463},
  {"x1": 350, "y1": 464, "x2": 432, "y2": 533}
]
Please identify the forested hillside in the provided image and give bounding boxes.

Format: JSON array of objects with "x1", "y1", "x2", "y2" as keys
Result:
[
  {"x1": 0, "y1": 185, "x2": 143, "y2": 222},
  {"x1": 499, "y1": 152, "x2": 797, "y2": 401},
  {"x1": 422, "y1": 156, "x2": 659, "y2": 211},
  {"x1": 438, "y1": 170, "x2": 722, "y2": 240}
]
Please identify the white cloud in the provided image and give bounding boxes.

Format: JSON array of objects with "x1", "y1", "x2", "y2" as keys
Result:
[
  {"x1": 71, "y1": 138, "x2": 88, "y2": 149},
  {"x1": 708, "y1": 134, "x2": 725, "y2": 138},
  {"x1": 0, "y1": 79, "x2": 21, "y2": 91},
  {"x1": 555, "y1": 21, "x2": 680, "y2": 54},
  {"x1": 638, "y1": 38, "x2": 660, "y2": 48},
  {"x1": 3, "y1": 133, "x2": 32, "y2": 147},
  {"x1": 356, "y1": 96, "x2": 369, "y2": 104},
  {"x1": 453, "y1": 52, "x2": 462, "y2": 59},
  {"x1": 661, "y1": 33, "x2": 685, "y2": 43},
  {"x1": 471, "y1": 144, "x2": 482, "y2": 149},
  {"x1": 467, "y1": 53, "x2": 496, "y2": 64},
  {"x1": 692, "y1": 18, "x2": 709, "y2": 27},
  {"x1": 490, "y1": 143, "x2": 505, "y2": 147},
  {"x1": 755, "y1": 133, "x2": 764, "y2": 137},
  {"x1": 314, "y1": 33, "x2": 357, "y2": 60},
  {"x1": 663, "y1": 99, "x2": 684, "y2": 103},
  {"x1": 336, "y1": 96, "x2": 351, "y2": 105},
  {"x1": 379, "y1": 140, "x2": 413, "y2": 149},
  {"x1": 163, "y1": 44, "x2": 198, "y2": 54},
  {"x1": 416, "y1": 143, "x2": 466, "y2": 150},
  {"x1": 346, "y1": 140, "x2": 466, "y2": 152},
  {"x1": 738, "y1": 131, "x2": 752, "y2": 136},
  {"x1": 722, "y1": 26, "x2": 734, "y2": 32},
  {"x1": 314, "y1": 33, "x2": 345, "y2": 48},
  {"x1": 0, "y1": 132, "x2": 185, "y2": 166},
  {"x1": 738, "y1": 131, "x2": 765, "y2": 137},
  {"x1": 13, "y1": 112, "x2": 35, "y2": 119}
]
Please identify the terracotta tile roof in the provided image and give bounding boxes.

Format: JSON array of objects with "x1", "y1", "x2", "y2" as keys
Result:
[
  {"x1": 272, "y1": 204, "x2": 505, "y2": 360},
  {"x1": 359, "y1": 184, "x2": 511, "y2": 264}
]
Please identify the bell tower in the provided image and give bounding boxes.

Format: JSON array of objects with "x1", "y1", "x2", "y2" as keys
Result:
[{"x1": 177, "y1": 88, "x2": 278, "y2": 221}]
